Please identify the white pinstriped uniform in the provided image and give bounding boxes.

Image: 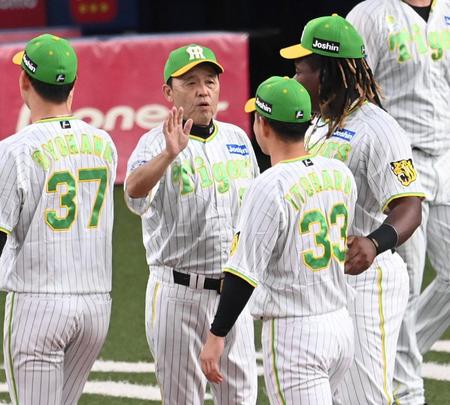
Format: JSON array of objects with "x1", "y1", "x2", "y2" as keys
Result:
[
  {"x1": 225, "y1": 155, "x2": 357, "y2": 405},
  {"x1": 307, "y1": 101, "x2": 425, "y2": 405},
  {"x1": 347, "y1": 2, "x2": 450, "y2": 403},
  {"x1": 0, "y1": 117, "x2": 117, "y2": 404},
  {"x1": 125, "y1": 120, "x2": 259, "y2": 405}
]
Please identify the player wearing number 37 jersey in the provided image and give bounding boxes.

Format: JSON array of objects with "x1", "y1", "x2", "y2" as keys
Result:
[{"x1": 0, "y1": 35, "x2": 117, "y2": 405}]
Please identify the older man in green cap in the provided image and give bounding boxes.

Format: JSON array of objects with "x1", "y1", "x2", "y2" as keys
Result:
[
  {"x1": 0, "y1": 34, "x2": 117, "y2": 404},
  {"x1": 125, "y1": 44, "x2": 259, "y2": 404}
]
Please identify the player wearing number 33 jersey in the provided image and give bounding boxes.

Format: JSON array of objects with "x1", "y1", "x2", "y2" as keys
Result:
[
  {"x1": 200, "y1": 76, "x2": 357, "y2": 405},
  {"x1": 0, "y1": 35, "x2": 117, "y2": 405}
]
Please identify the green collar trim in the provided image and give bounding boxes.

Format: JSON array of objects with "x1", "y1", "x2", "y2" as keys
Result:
[
  {"x1": 279, "y1": 154, "x2": 314, "y2": 164},
  {"x1": 35, "y1": 116, "x2": 76, "y2": 124},
  {"x1": 189, "y1": 123, "x2": 218, "y2": 143}
]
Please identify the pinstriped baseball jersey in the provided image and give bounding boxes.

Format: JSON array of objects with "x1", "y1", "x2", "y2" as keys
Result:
[
  {"x1": 347, "y1": 0, "x2": 450, "y2": 156},
  {"x1": 224, "y1": 155, "x2": 357, "y2": 319},
  {"x1": 0, "y1": 117, "x2": 117, "y2": 293},
  {"x1": 307, "y1": 102, "x2": 426, "y2": 237},
  {"x1": 125, "y1": 120, "x2": 259, "y2": 276}
]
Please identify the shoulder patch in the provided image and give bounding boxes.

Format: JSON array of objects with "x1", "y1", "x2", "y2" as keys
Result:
[
  {"x1": 390, "y1": 159, "x2": 417, "y2": 186},
  {"x1": 226, "y1": 144, "x2": 249, "y2": 156}
]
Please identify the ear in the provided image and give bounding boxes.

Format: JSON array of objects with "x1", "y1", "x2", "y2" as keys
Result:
[
  {"x1": 162, "y1": 83, "x2": 173, "y2": 103},
  {"x1": 259, "y1": 116, "x2": 272, "y2": 139},
  {"x1": 19, "y1": 70, "x2": 30, "y2": 91}
]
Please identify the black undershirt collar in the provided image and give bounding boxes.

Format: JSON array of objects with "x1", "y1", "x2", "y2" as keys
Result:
[
  {"x1": 185, "y1": 120, "x2": 215, "y2": 140},
  {"x1": 408, "y1": 3, "x2": 432, "y2": 21}
]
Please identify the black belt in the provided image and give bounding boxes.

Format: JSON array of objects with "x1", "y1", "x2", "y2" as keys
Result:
[{"x1": 172, "y1": 270, "x2": 223, "y2": 293}]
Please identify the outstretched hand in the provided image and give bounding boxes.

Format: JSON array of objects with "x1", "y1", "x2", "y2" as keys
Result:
[
  {"x1": 163, "y1": 106, "x2": 193, "y2": 159},
  {"x1": 344, "y1": 236, "x2": 377, "y2": 275},
  {"x1": 200, "y1": 331, "x2": 225, "y2": 384}
]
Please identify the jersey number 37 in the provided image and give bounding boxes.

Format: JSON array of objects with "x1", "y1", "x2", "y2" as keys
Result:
[{"x1": 45, "y1": 168, "x2": 108, "y2": 231}]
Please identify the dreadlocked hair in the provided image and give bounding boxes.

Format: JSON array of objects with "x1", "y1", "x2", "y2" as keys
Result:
[{"x1": 317, "y1": 55, "x2": 384, "y2": 137}]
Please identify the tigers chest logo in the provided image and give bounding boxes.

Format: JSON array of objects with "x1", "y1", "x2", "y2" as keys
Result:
[{"x1": 390, "y1": 159, "x2": 417, "y2": 186}]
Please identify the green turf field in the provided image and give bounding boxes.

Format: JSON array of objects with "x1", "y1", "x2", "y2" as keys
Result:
[{"x1": 0, "y1": 186, "x2": 448, "y2": 404}]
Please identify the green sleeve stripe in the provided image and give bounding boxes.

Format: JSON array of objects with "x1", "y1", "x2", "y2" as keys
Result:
[
  {"x1": 223, "y1": 267, "x2": 258, "y2": 287},
  {"x1": 0, "y1": 226, "x2": 11, "y2": 235},
  {"x1": 382, "y1": 192, "x2": 426, "y2": 213}
]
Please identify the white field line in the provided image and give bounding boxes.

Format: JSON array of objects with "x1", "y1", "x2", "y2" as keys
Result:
[
  {"x1": 0, "y1": 363, "x2": 446, "y2": 401},
  {"x1": 430, "y1": 340, "x2": 450, "y2": 353}
]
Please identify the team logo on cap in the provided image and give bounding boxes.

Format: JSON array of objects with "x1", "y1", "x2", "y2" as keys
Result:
[
  {"x1": 186, "y1": 45, "x2": 206, "y2": 60},
  {"x1": 390, "y1": 159, "x2": 417, "y2": 186},
  {"x1": 56, "y1": 74, "x2": 66, "y2": 83},
  {"x1": 311, "y1": 37, "x2": 340, "y2": 53},
  {"x1": 23, "y1": 52, "x2": 37, "y2": 73},
  {"x1": 255, "y1": 96, "x2": 272, "y2": 114},
  {"x1": 295, "y1": 110, "x2": 304, "y2": 120}
]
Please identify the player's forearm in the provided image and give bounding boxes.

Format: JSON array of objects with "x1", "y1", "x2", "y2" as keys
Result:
[
  {"x1": 384, "y1": 196, "x2": 422, "y2": 246},
  {"x1": 126, "y1": 150, "x2": 176, "y2": 198},
  {"x1": 210, "y1": 272, "x2": 255, "y2": 337}
]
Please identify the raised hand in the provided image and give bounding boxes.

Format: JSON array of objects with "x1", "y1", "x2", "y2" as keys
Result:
[{"x1": 163, "y1": 106, "x2": 193, "y2": 159}]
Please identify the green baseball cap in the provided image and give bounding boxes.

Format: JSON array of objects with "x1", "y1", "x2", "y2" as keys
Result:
[
  {"x1": 163, "y1": 44, "x2": 224, "y2": 83},
  {"x1": 280, "y1": 14, "x2": 365, "y2": 60},
  {"x1": 244, "y1": 76, "x2": 311, "y2": 124},
  {"x1": 12, "y1": 33, "x2": 77, "y2": 85}
]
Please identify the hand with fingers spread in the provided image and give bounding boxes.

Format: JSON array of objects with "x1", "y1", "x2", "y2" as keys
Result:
[
  {"x1": 163, "y1": 106, "x2": 193, "y2": 159},
  {"x1": 200, "y1": 331, "x2": 225, "y2": 384},
  {"x1": 344, "y1": 235, "x2": 377, "y2": 275}
]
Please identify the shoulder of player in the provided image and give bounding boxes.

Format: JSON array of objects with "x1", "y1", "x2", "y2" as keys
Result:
[
  {"x1": 214, "y1": 120, "x2": 250, "y2": 141},
  {"x1": 0, "y1": 125, "x2": 36, "y2": 156}
]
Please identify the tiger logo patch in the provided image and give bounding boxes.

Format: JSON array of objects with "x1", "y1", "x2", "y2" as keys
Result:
[
  {"x1": 390, "y1": 159, "x2": 417, "y2": 186},
  {"x1": 230, "y1": 232, "x2": 240, "y2": 256}
]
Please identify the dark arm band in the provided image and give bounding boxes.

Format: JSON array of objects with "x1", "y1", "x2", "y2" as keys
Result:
[
  {"x1": 366, "y1": 223, "x2": 399, "y2": 255},
  {"x1": 210, "y1": 272, "x2": 255, "y2": 337},
  {"x1": 0, "y1": 231, "x2": 6, "y2": 257}
]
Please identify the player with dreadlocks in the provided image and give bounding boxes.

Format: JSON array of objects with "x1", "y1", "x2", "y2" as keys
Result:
[{"x1": 281, "y1": 15, "x2": 425, "y2": 405}]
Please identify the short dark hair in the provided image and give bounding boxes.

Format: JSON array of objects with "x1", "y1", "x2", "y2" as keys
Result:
[
  {"x1": 259, "y1": 113, "x2": 311, "y2": 142},
  {"x1": 27, "y1": 72, "x2": 75, "y2": 104}
]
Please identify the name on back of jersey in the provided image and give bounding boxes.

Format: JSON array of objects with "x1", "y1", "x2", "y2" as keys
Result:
[
  {"x1": 284, "y1": 168, "x2": 354, "y2": 211},
  {"x1": 31, "y1": 132, "x2": 115, "y2": 170}
]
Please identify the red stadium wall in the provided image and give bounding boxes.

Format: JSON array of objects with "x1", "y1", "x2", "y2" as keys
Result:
[{"x1": 0, "y1": 32, "x2": 250, "y2": 183}]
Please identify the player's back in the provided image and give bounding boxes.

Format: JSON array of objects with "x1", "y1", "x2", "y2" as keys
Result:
[
  {"x1": 0, "y1": 117, "x2": 117, "y2": 294},
  {"x1": 238, "y1": 155, "x2": 357, "y2": 319}
]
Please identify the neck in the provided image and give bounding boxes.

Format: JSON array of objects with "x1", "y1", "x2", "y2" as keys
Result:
[
  {"x1": 269, "y1": 139, "x2": 308, "y2": 166},
  {"x1": 405, "y1": 0, "x2": 431, "y2": 6},
  {"x1": 31, "y1": 106, "x2": 71, "y2": 123}
]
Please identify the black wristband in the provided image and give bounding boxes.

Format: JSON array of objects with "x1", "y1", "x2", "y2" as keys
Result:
[{"x1": 366, "y1": 223, "x2": 399, "y2": 255}]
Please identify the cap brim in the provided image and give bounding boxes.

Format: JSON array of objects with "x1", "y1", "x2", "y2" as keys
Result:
[
  {"x1": 280, "y1": 44, "x2": 312, "y2": 59},
  {"x1": 244, "y1": 98, "x2": 256, "y2": 113},
  {"x1": 171, "y1": 60, "x2": 224, "y2": 78},
  {"x1": 12, "y1": 50, "x2": 24, "y2": 65}
]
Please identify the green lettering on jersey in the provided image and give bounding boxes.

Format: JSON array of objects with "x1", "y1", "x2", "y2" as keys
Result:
[
  {"x1": 336, "y1": 143, "x2": 351, "y2": 162},
  {"x1": 226, "y1": 160, "x2": 240, "y2": 179},
  {"x1": 429, "y1": 31, "x2": 444, "y2": 60},
  {"x1": 321, "y1": 170, "x2": 334, "y2": 191},
  {"x1": 194, "y1": 156, "x2": 213, "y2": 188},
  {"x1": 308, "y1": 172, "x2": 323, "y2": 193},
  {"x1": 42, "y1": 139, "x2": 59, "y2": 161},
  {"x1": 333, "y1": 170, "x2": 343, "y2": 192},
  {"x1": 54, "y1": 136, "x2": 69, "y2": 157},
  {"x1": 180, "y1": 160, "x2": 195, "y2": 195},
  {"x1": 93, "y1": 136, "x2": 105, "y2": 157},
  {"x1": 212, "y1": 161, "x2": 230, "y2": 193},
  {"x1": 299, "y1": 176, "x2": 315, "y2": 197},
  {"x1": 284, "y1": 184, "x2": 305, "y2": 211},
  {"x1": 32, "y1": 150, "x2": 50, "y2": 170},
  {"x1": 65, "y1": 134, "x2": 79, "y2": 155},
  {"x1": 344, "y1": 175, "x2": 352, "y2": 195},
  {"x1": 80, "y1": 133, "x2": 93, "y2": 154},
  {"x1": 102, "y1": 143, "x2": 114, "y2": 164}
]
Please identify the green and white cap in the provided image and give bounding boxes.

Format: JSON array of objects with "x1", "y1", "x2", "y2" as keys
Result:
[
  {"x1": 244, "y1": 76, "x2": 311, "y2": 124},
  {"x1": 280, "y1": 14, "x2": 365, "y2": 60},
  {"x1": 163, "y1": 44, "x2": 224, "y2": 83},
  {"x1": 12, "y1": 33, "x2": 77, "y2": 85}
]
